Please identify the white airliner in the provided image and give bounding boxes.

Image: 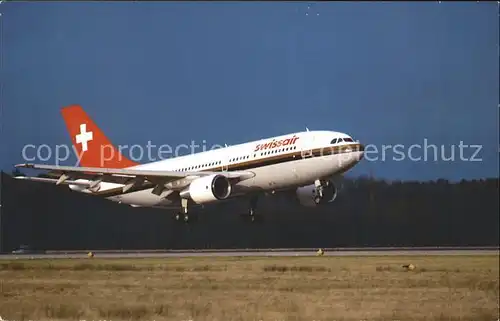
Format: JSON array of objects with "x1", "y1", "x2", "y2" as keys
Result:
[{"x1": 15, "y1": 105, "x2": 365, "y2": 222}]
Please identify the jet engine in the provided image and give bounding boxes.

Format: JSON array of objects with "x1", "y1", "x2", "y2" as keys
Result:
[
  {"x1": 180, "y1": 174, "x2": 232, "y2": 204},
  {"x1": 296, "y1": 180, "x2": 338, "y2": 207}
]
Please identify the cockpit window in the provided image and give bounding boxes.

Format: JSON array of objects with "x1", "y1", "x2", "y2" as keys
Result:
[{"x1": 331, "y1": 137, "x2": 355, "y2": 144}]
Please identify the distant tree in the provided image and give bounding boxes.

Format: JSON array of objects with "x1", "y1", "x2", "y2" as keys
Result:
[{"x1": 0, "y1": 171, "x2": 498, "y2": 251}]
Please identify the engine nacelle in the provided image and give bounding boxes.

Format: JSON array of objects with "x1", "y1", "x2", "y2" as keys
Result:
[
  {"x1": 296, "y1": 180, "x2": 338, "y2": 207},
  {"x1": 180, "y1": 174, "x2": 232, "y2": 204}
]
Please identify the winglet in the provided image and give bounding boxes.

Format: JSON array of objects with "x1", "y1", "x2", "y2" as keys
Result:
[{"x1": 60, "y1": 105, "x2": 140, "y2": 169}]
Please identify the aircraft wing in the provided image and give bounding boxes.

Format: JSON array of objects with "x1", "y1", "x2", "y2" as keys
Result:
[{"x1": 14, "y1": 163, "x2": 255, "y2": 195}]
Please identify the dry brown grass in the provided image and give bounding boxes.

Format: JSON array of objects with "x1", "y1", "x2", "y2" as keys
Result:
[{"x1": 0, "y1": 255, "x2": 498, "y2": 321}]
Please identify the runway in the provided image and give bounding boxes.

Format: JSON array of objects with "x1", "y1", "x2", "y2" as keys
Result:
[{"x1": 0, "y1": 247, "x2": 498, "y2": 260}]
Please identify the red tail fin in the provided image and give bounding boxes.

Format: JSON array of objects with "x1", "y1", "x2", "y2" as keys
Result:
[{"x1": 60, "y1": 105, "x2": 139, "y2": 168}]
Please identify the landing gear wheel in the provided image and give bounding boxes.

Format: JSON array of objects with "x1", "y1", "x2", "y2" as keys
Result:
[
  {"x1": 251, "y1": 214, "x2": 264, "y2": 223},
  {"x1": 247, "y1": 195, "x2": 260, "y2": 223},
  {"x1": 172, "y1": 199, "x2": 192, "y2": 223}
]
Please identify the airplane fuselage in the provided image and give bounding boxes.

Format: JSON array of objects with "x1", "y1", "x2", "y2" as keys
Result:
[{"x1": 83, "y1": 130, "x2": 365, "y2": 208}]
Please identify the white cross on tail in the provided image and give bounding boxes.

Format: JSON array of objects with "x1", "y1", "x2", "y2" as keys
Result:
[{"x1": 75, "y1": 123, "x2": 93, "y2": 152}]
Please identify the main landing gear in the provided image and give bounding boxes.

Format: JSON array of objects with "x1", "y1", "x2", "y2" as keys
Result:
[
  {"x1": 173, "y1": 196, "x2": 262, "y2": 224},
  {"x1": 174, "y1": 198, "x2": 190, "y2": 223},
  {"x1": 243, "y1": 195, "x2": 261, "y2": 223}
]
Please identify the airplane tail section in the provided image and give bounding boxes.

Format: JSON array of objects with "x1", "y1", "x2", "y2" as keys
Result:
[{"x1": 60, "y1": 105, "x2": 140, "y2": 168}]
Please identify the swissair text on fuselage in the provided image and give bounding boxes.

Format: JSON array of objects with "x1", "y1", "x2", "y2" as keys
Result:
[{"x1": 254, "y1": 135, "x2": 300, "y2": 152}]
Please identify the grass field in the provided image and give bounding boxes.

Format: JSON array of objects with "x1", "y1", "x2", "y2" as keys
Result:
[{"x1": 0, "y1": 255, "x2": 498, "y2": 321}]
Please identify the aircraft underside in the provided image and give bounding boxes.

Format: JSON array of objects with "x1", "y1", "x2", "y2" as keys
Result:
[{"x1": 106, "y1": 153, "x2": 355, "y2": 223}]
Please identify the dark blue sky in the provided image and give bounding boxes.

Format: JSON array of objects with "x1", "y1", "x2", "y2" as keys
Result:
[{"x1": 1, "y1": 2, "x2": 498, "y2": 181}]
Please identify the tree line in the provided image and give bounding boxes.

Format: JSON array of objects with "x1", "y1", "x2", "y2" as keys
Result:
[{"x1": 0, "y1": 171, "x2": 498, "y2": 252}]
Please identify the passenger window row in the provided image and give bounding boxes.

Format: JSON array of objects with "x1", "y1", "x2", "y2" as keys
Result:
[
  {"x1": 173, "y1": 160, "x2": 222, "y2": 172},
  {"x1": 260, "y1": 146, "x2": 297, "y2": 156},
  {"x1": 171, "y1": 144, "x2": 300, "y2": 172}
]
